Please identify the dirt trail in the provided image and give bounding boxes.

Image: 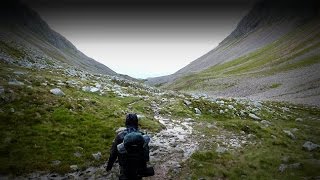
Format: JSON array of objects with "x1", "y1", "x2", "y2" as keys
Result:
[
  {"x1": 145, "y1": 101, "x2": 198, "y2": 179},
  {"x1": 11, "y1": 101, "x2": 198, "y2": 180}
]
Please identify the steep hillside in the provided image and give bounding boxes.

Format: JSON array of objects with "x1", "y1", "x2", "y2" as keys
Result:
[
  {"x1": 147, "y1": 0, "x2": 320, "y2": 106},
  {"x1": 0, "y1": 1, "x2": 319, "y2": 179},
  {"x1": 0, "y1": 1, "x2": 116, "y2": 76}
]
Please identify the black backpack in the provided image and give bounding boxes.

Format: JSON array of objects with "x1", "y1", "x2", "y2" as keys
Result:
[{"x1": 117, "y1": 128, "x2": 153, "y2": 178}]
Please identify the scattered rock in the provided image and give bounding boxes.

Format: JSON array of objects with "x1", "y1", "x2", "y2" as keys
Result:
[
  {"x1": 82, "y1": 86, "x2": 99, "y2": 93},
  {"x1": 219, "y1": 110, "x2": 224, "y2": 114},
  {"x1": 260, "y1": 120, "x2": 272, "y2": 126},
  {"x1": 52, "y1": 160, "x2": 61, "y2": 166},
  {"x1": 302, "y1": 141, "x2": 320, "y2": 151},
  {"x1": 216, "y1": 146, "x2": 227, "y2": 153},
  {"x1": 283, "y1": 130, "x2": 295, "y2": 139},
  {"x1": 194, "y1": 108, "x2": 201, "y2": 115},
  {"x1": 249, "y1": 113, "x2": 261, "y2": 120},
  {"x1": 183, "y1": 100, "x2": 192, "y2": 106},
  {"x1": 57, "y1": 82, "x2": 66, "y2": 86},
  {"x1": 0, "y1": 86, "x2": 4, "y2": 94},
  {"x1": 295, "y1": 118, "x2": 303, "y2": 122},
  {"x1": 92, "y1": 152, "x2": 102, "y2": 160},
  {"x1": 13, "y1": 71, "x2": 27, "y2": 75},
  {"x1": 50, "y1": 88, "x2": 65, "y2": 96},
  {"x1": 10, "y1": 108, "x2": 15, "y2": 113},
  {"x1": 8, "y1": 79, "x2": 24, "y2": 86},
  {"x1": 74, "y1": 152, "x2": 82, "y2": 158},
  {"x1": 279, "y1": 163, "x2": 302, "y2": 173},
  {"x1": 227, "y1": 105, "x2": 235, "y2": 110},
  {"x1": 70, "y1": 165, "x2": 78, "y2": 171},
  {"x1": 278, "y1": 164, "x2": 287, "y2": 172},
  {"x1": 282, "y1": 107, "x2": 290, "y2": 112}
]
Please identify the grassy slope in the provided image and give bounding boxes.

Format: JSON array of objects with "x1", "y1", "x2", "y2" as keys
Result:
[
  {"x1": 159, "y1": 97, "x2": 320, "y2": 179},
  {"x1": 167, "y1": 19, "x2": 320, "y2": 92},
  {"x1": 0, "y1": 62, "x2": 162, "y2": 175}
]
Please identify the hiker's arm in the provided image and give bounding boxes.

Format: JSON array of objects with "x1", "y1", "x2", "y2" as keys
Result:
[{"x1": 106, "y1": 135, "x2": 120, "y2": 171}]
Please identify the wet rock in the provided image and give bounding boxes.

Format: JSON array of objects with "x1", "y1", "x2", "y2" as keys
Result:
[
  {"x1": 302, "y1": 141, "x2": 320, "y2": 151},
  {"x1": 283, "y1": 130, "x2": 295, "y2": 139},
  {"x1": 92, "y1": 152, "x2": 102, "y2": 160},
  {"x1": 249, "y1": 113, "x2": 261, "y2": 120},
  {"x1": 194, "y1": 108, "x2": 201, "y2": 115},
  {"x1": 50, "y1": 88, "x2": 65, "y2": 96}
]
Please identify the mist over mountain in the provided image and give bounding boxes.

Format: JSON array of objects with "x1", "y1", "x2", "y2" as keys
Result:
[
  {"x1": 147, "y1": 0, "x2": 320, "y2": 106},
  {"x1": 0, "y1": 0, "x2": 117, "y2": 76}
]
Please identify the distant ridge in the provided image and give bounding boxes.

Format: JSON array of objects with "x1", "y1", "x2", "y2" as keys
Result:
[
  {"x1": 147, "y1": 0, "x2": 320, "y2": 106},
  {"x1": 0, "y1": 0, "x2": 117, "y2": 76}
]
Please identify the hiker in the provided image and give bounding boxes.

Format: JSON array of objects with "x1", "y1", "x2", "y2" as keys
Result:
[{"x1": 106, "y1": 113, "x2": 154, "y2": 180}]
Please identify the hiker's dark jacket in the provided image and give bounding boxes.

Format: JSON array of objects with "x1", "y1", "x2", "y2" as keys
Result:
[
  {"x1": 106, "y1": 127, "x2": 149, "y2": 180},
  {"x1": 106, "y1": 129, "x2": 127, "y2": 170}
]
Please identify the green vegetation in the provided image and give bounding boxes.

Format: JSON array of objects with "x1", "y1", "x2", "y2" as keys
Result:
[
  {"x1": 161, "y1": 96, "x2": 320, "y2": 179},
  {"x1": 0, "y1": 41, "x2": 25, "y2": 59},
  {"x1": 0, "y1": 62, "x2": 162, "y2": 175},
  {"x1": 270, "y1": 83, "x2": 282, "y2": 89},
  {"x1": 167, "y1": 20, "x2": 320, "y2": 91}
]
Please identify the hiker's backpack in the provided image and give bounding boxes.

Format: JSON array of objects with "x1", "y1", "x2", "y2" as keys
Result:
[{"x1": 117, "y1": 128, "x2": 152, "y2": 177}]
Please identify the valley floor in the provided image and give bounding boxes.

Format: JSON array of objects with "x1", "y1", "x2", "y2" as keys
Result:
[{"x1": 1, "y1": 62, "x2": 320, "y2": 179}]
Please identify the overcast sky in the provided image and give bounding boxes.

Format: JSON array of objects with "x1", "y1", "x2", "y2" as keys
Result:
[{"x1": 24, "y1": 0, "x2": 254, "y2": 78}]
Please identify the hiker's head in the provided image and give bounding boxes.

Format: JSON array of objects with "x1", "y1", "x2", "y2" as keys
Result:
[{"x1": 125, "y1": 113, "x2": 138, "y2": 128}]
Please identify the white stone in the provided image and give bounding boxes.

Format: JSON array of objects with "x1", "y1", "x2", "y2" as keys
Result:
[
  {"x1": 184, "y1": 100, "x2": 192, "y2": 106},
  {"x1": 283, "y1": 130, "x2": 295, "y2": 139},
  {"x1": 0, "y1": 86, "x2": 4, "y2": 94},
  {"x1": 50, "y1": 88, "x2": 65, "y2": 96},
  {"x1": 92, "y1": 152, "x2": 102, "y2": 160},
  {"x1": 249, "y1": 113, "x2": 261, "y2": 120},
  {"x1": 227, "y1": 105, "x2": 234, "y2": 110},
  {"x1": 194, "y1": 108, "x2": 201, "y2": 115},
  {"x1": 261, "y1": 120, "x2": 272, "y2": 126},
  {"x1": 219, "y1": 110, "x2": 224, "y2": 114},
  {"x1": 70, "y1": 165, "x2": 78, "y2": 171},
  {"x1": 302, "y1": 141, "x2": 320, "y2": 151},
  {"x1": 216, "y1": 146, "x2": 227, "y2": 153},
  {"x1": 8, "y1": 79, "x2": 24, "y2": 86}
]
